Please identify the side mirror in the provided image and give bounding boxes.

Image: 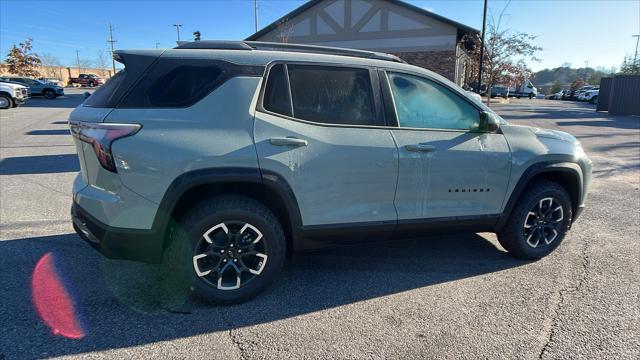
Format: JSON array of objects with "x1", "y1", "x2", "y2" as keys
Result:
[
  {"x1": 83, "y1": 92, "x2": 91, "y2": 99},
  {"x1": 479, "y1": 111, "x2": 500, "y2": 132}
]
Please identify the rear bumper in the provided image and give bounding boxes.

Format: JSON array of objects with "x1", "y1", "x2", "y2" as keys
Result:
[{"x1": 72, "y1": 202, "x2": 164, "y2": 263}]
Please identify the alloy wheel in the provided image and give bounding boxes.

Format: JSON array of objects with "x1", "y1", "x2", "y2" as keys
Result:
[
  {"x1": 192, "y1": 221, "x2": 268, "y2": 290},
  {"x1": 523, "y1": 197, "x2": 564, "y2": 248}
]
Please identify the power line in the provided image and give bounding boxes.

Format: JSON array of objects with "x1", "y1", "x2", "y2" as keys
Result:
[{"x1": 107, "y1": 23, "x2": 117, "y2": 74}]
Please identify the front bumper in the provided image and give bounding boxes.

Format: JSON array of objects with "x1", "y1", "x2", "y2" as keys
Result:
[{"x1": 72, "y1": 202, "x2": 164, "y2": 263}]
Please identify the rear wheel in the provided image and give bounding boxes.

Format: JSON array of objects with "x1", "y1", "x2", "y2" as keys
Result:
[
  {"x1": 88, "y1": 81, "x2": 95, "y2": 87},
  {"x1": 43, "y1": 89, "x2": 56, "y2": 99},
  {"x1": 498, "y1": 180, "x2": 572, "y2": 259},
  {"x1": 0, "y1": 94, "x2": 12, "y2": 109},
  {"x1": 169, "y1": 195, "x2": 286, "y2": 304}
]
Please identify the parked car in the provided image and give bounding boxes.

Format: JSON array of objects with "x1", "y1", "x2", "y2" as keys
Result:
[
  {"x1": 0, "y1": 81, "x2": 30, "y2": 109},
  {"x1": 68, "y1": 74, "x2": 104, "y2": 87},
  {"x1": 578, "y1": 88, "x2": 599, "y2": 102},
  {"x1": 546, "y1": 90, "x2": 565, "y2": 100},
  {"x1": 490, "y1": 86, "x2": 508, "y2": 98},
  {"x1": 572, "y1": 86, "x2": 596, "y2": 100},
  {"x1": 69, "y1": 41, "x2": 592, "y2": 304},
  {"x1": 508, "y1": 80, "x2": 538, "y2": 99},
  {"x1": 38, "y1": 77, "x2": 64, "y2": 87},
  {"x1": 0, "y1": 76, "x2": 63, "y2": 99}
]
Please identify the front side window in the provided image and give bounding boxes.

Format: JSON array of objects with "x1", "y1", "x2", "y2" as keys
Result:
[
  {"x1": 287, "y1": 65, "x2": 377, "y2": 126},
  {"x1": 387, "y1": 72, "x2": 480, "y2": 131}
]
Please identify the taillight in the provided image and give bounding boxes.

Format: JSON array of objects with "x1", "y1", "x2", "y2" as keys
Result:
[{"x1": 69, "y1": 121, "x2": 141, "y2": 172}]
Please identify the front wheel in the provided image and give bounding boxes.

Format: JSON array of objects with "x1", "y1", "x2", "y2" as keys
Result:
[
  {"x1": 0, "y1": 94, "x2": 13, "y2": 109},
  {"x1": 169, "y1": 195, "x2": 286, "y2": 304},
  {"x1": 498, "y1": 180, "x2": 572, "y2": 260},
  {"x1": 88, "y1": 81, "x2": 95, "y2": 87}
]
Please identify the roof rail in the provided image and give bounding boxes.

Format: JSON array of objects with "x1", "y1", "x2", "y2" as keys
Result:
[{"x1": 174, "y1": 40, "x2": 405, "y2": 63}]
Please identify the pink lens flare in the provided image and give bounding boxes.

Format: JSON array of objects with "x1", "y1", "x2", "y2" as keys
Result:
[{"x1": 31, "y1": 252, "x2": 85, "y2": 339}]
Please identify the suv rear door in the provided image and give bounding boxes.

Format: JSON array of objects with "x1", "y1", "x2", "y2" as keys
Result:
[
  {"x1": 254, "y1": 63, "x2": 398, "y2": 235},
  {"x1": 382, "y1": 70, "x2": 510, "y2": 225}
]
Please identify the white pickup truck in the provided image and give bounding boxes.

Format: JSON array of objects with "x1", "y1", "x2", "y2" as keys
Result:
[{"x1": 0, "y1": 81, "x2": 29, "y2": 109}]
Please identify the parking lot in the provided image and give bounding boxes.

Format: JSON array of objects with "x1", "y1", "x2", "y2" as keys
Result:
[{"x1": 0, "y1": 92, "x2": 638, "y2": 359}]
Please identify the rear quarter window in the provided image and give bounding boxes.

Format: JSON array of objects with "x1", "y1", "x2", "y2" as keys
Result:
[{"x1": 119, "y1": 58, "x2": 225, "y2": 108}]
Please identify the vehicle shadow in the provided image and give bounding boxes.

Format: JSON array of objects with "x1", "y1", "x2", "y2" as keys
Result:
[
  {"x1": 0, "y1": 154, "x2": 79, "y2": 175},
  {"x1": 22, "y1": 94, "x2": 86, "y2": 109},
  {"x1": 0, "y1": 231, "x2": 529, "y2": 358}
]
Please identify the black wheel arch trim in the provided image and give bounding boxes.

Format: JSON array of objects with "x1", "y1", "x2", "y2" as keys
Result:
[
  {"x1": 152, "y1": 167, "x2": 303, "y2": 248},
  {"x1": 496, "y1": 161, "x2": 583, "y2": 230}
]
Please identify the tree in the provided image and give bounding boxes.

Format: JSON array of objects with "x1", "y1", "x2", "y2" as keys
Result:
[
  {"x1": 95, "y1": 50, "x2": 109, "y2": 77},
  {"x1": 570, "y1": 77, "x2": 585, "y2": 90},
  {"x1": 4, "y1": 38, "x2": 41, "y2": 76},
  {"x1": 619, "y1": 55, "x2": 640, "y2": 74},
  {"x1": 550, "y1": 81, "x2": 562, "y2": 94},
  {"x1": 39, "y1": 52, "x2": 62, "y2": 78},
  {"x1": 276, "y1": 18, "x2": 294, "y2": 43},
  {"x1": 462, "y1": 2, "x2": 541, "y2": 103}
]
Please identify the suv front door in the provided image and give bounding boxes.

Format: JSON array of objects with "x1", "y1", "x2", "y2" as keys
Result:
[
  {"x1": 383, "y1": 71, "x2": 510, "y2": 225},
  {"x1": 254, "y1": 63, "x2": 398, "y2": 236}
]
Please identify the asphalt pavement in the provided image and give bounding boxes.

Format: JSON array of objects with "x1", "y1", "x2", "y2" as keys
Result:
[{"x1": 0, "y1": 91, "x2": 638, "y2": 359}]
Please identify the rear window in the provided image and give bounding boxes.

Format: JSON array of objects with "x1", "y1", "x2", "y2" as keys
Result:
[{"x1": 83, "y1": 70, "x2": 128, "y2": 107}]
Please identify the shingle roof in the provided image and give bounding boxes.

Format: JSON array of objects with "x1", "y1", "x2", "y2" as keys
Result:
[{"x1": 245, "y1": 0, "x2": 479, "y2": 41}]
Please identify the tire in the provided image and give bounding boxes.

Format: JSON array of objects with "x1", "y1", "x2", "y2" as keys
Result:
[
  {"x1": 88, "y1": 81, "x2": 95, "y2": 87},
  {"x1": 497, "y1": 180, "x2": 572, "y2": 260},
  {"x1": 590, "y1": 96, "x2": 598, "y2": 105},
  {"x1": 43, "y1": 89, "x2": 56, "y2": 99},
  {"x1": 0, "y1": 94, "x2": 13, "y2": 109},
  {"x1": 168, "y1": 195, "x2": 286, "y2": 304},
  {"x1": 528, "y1": 93, "x2": 533, "y2": 99}
]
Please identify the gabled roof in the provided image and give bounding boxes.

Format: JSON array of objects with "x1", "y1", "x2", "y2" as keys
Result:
[{"x1": 245, "y1": 0, "x2": 479, "y2": 41}]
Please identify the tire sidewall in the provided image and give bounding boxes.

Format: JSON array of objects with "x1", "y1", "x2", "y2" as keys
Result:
[
  {"x1": 181, "y1": 206, "x2": 285, "y2": 304},
  {"x1": 0, "y1": 94, "x2": 11, "y2": 109},
  {"x1": 510, "y1": 187, "x2": 573, "y2": 258}
]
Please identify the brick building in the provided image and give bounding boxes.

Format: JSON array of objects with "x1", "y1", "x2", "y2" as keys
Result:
[{"x1": 246, "y1": 0, "x2": 479, "y2": 86}]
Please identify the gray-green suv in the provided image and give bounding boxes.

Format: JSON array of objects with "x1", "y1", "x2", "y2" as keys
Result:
[{"x1": 69, "y1": 41, "x2": 592, "y2": 304}]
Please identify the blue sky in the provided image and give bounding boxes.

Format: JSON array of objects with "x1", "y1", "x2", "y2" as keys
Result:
[{"x1": 1, "y1": 0, "x2": 638, "y2": 71}]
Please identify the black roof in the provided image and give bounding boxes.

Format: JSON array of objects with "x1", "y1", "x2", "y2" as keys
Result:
[{"x1": 245, "y1": 0, "x2": 479, "y2": 41}]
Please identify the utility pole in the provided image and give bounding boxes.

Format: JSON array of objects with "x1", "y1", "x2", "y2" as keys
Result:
[
  {"x1": 107, "y1": 23, "x2": 117, "y2": 74},
  {"x1": 633, "y1": 34, "x2": 640, "y2": 74},
  {"x1": 254, "y1": 0, "x2": 259, "y2": 33},
  {"x1": 155, "y1": 42, "x2": 160, "y2": 49},
  {"x1": 76, "y1": 50, "x2": 81, "y2": 72},
  {"x1": 477, "y1": 0, "x2": 488, "y2": 94},
  {"x1": 173, "y1": 23, "x2": 183, "y2": 41}
]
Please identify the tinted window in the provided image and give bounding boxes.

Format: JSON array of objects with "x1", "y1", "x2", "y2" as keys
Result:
[
  {"x1": 83, "y1": 69, "x2": 128, "y2": 107},
  {"x1": 263, "y1": 64, "x2": 292, "y2": 116},
  {"x1": 120, "y1": 58, "x2": 223, "y2": 108},
  {"x1": 387, "y1": 72, "x2": 480, "y2": 130},
  {"x1": 287, "y1": 65, "x2": 377, "y2": 126}
]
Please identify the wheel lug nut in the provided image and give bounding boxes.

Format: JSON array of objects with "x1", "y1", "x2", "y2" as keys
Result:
[
  {"x1": 238, "y1": 249, "x2": 242, "y2": 253},
  {"x1": 223, "y1": 259, "x2": 227, "y2": 262},
  {"x1": 230, "y1": 244, "x2": 234, "y2": 247},
  {"x1": 233, "y1": 259, "x2": 237, "y2": 262},
  {"x1": 220, "y1": 250, "x2": 225, "y2": 253}
]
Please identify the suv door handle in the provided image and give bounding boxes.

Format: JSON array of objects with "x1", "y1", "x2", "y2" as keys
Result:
[
  {"x1": 269, "y1": 137, "x2": 308, "y2": 147},
  {"x1": 404, "y1": 144, "x2": 436, "y2": 152}
]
